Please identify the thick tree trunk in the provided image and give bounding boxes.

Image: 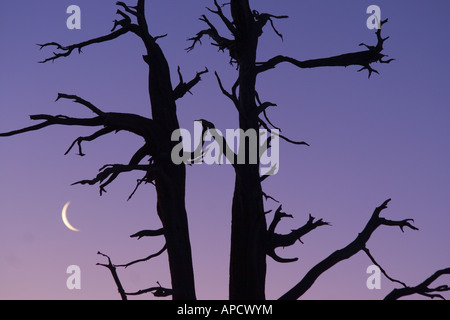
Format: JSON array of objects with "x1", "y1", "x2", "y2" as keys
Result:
[
  {"x1": 155, "y1": 163, "x2": 196, "y2": 300},
  {"x1": 229, "y1": 0, "x2": 267, "y2": 300},
  {"x1": 230, "y1": 166, "x2": 267, "y2": 300},
  {"x1": 145, "y1": 34, "x2": 196, "y2": 300}
]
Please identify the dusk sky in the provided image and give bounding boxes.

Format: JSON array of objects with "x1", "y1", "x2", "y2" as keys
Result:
[{"x1": 1, "y1": 1, "x2": 449, "y2": 300}]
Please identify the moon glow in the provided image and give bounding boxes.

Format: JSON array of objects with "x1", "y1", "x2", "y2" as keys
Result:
[{"x1": 62, "y1": 202, "x2": 80, "y2": 232}]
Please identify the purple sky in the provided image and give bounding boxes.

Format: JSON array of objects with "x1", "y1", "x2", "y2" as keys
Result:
[{"x1": 0, "y1": 1, "x2": 449, "y2": 300}]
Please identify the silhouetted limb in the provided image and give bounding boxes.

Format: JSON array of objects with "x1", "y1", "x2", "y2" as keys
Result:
[
  {"x1": 97, "y1": 252, "x2": 127, "y2": 300},
  {"x1": 384, "y1": 268, "x2": 450, "y2": 300},
  {"x1": 127, "y1": 175, "x2": 153, "y2": 201},
  {"x1": 259, "y1": 119, "x2": 309, "y2": 147},
  {"x1": 56, "y1": 93, "x2": 104, "y2": 115},
  {"x1": 97, "y1": 250, "x2": 172, "y2": 299},
  {"x1": 206, "y1": 0, "x2": 237, "y2": 37},
  {"x1": 279, "y1": 199, "x2": 419, "y2": 300},
  {"x1": 65, "y1": 127, "x2": 115, "y2": 156},
  {"x1": 362, "y1": 247, "x2": 407, "y2": 287},
  {"x1": 256, "y1": 19, "x2": 393, "y2": 78},
  {"x1": 0, "y1": 114, "x2": 102, "y2": 137},
  {"x1": 187, "y1": 14, "x2": 235, "y2": 55},
  {"x1": 116, "y1": 1, "x2": 139, "y2": 17},
  {"x1": 255, "y1": 92, "x2": 282, "y2": 132},
  {"x1": 126, "y1": 281, "x2": 173, "y2": 298},
  {"x1": 179, "y1": 119, "x2": 239, "y2": 168},
  {"x1": 266, "y1": 206, "x2": 329, "y2": 263},
  {"x1": 214, "y1": 71, "x2": 239, "y2": 108},
  {"x1": 187, "y1": 15, "x2": 237, "y2": 65},
  {"x1": 37, "y1": 2, "x2": 146, "y2": 63},
  {"x1": 0, "y1": 93, "x2": 160, "y2": 144},
  {"x1": 0, "y1": 91, "x2": 168, "y2": 197},
  {"x1": 130, "y1": 228, "x2": 164, "y2": 239},
  {"x1": 173, "y1": 67, "x2": 209, "y2": 100},
  {"x1": 72, "y1": 164, "x2": 155, "y2": 195},
  {"x1": 38, "y1": 27, "x2": 131, "y2": 63},
  {"x1": 262, "y1": 191, "x2": 279, "y2": 203},
  {"x1": 116, "y1": 244, "x2": 167, "y2": 268},
  {"x1": 253, "y1": 10, "x2": 289, "y2": 40}
]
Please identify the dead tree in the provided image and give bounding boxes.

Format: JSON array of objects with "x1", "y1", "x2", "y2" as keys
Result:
[
  {"x1": 0, "y1": 0, "x2": 206, "y2": 300},
  {"x1": 189, "y1": 0, "x2": 448, "y2": 300}
]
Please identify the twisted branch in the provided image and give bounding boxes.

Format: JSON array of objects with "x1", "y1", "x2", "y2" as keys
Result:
[
  {"x1": 96, "y1": 252, "x2": 127, "y2": 300},
  {"x1": 267, "y1": 206, "x2": 329, "y2": 263},
  {"x1": 116, "y1": 244, "x2": 167, "y2": 268},
  {"x1": 385, "y1": 268, "x2": 450, "y2": 300},
  {"x1": 173, "y1": 67, "x2": 209, "y2": 100},
  {"x1": 256, "y1": 19, "x2": 393, "y2": 78},
  {"x1": 280, "y1": 199, "x2": 419, "y2": 300}
]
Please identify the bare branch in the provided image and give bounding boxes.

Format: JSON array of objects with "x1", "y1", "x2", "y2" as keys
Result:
[
  {"x1": 385, "y1": 268, "x2": 450, "y2": 300},
  {"x1": 256, "y1": 92, "x2": 282, "y2": 132},
  {"x1": 267, "y1": 207, "x2": 329, "y2": 263},
  {"x1": 256, "y1": 102, "x2": 277, "y2": 115},
  {"x1": 173, "y1": 67, "x2": 209, "y2": 100},
  {"x1": 96, "y1": 252, "x2": 127, "y2": 300},
  {"x1": 256, "y1": 19, "x2": 393, "y2": 78},
  {"x1": 116, "y1": 1, "x2": 138, "y2": 17},
  {"x1": 0, "y1": 114, "x2": 103, "y2": 138},
  {"x1": 280, "y1": 199, "x2": 419, "y2": 300},
  {"x1": 214, "y1": 71, "x2": 238, "y2": 107},
  {"x1": 259, "y1": 119, "x2": 309, "y2": 147},
  {"x1": 116, "y1": 244, "x2": 167, "y2": 268},
  {"x1": 262, "y1": 191, "x2": 279, "y2": 203},
  {"x1": 362, "y1": 247, "x2": 407, "y2": 287},
  {"x1": 206, "y1": 0, "x2": 238, "y2": 36},
  {"x1": 253, "y1": 10, "x2": 289, "y2": 40},
  {"x1": 126, "y1": 281, "x2": 173, "y2": 298},
  {"x1": 65, "y1": 127, "x2": 114, "y2": 157},
  {"x1": 187, "y1": 15, "x2": 236, "y2": 64},
  {"x1": 72, "y1": 164, "x2": 153, "y2": 195},
  {"x1": 38, "y1": 27, "x2": 131, "y2": 63},
  {"x1": 130, "y1": 228, "x2": 164, "y2": 239},
  {"x1": 56, "y1": 93, "x2": 105, "y2": 116}
]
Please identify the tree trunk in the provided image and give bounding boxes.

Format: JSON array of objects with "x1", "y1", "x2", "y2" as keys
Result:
[
  {"x1": 155, "y1": 163, "x2": 196, "y2": 300},
  {"x1": 145, "y1": 34, "x2": 196, "y2": 300},
  {"x1": 230, "y1": 166, "x2": 267, "y2": 300},
  {"x1": 229, "y1": 0, "x2": 267, "y2": 300}
]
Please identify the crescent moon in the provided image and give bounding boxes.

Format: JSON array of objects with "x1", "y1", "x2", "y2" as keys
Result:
[{"x1": 62, "y1": 201, "x2": 80, "y2": 232}]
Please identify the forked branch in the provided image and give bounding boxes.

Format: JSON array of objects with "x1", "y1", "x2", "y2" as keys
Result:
[
  {"x1": 72, "y1": 164, "x2": 154, "y2": 195},
  {"x1": 267, "y1": 206, "x2": 329, "y2": 263},
  {"x1": 280, "y1": 199, "x2": 419, "y2": 300},
  {"x1": 257, "y1": 19, "x2": 393, "y2": 78},
  {"x1": 206, "y1": 0, "x2": 237, "y2": 36},
  {"x1": 384, "y1": 268, "x2": 450, "y2": 300},
  {"x1": 173, "y1": 67, "x2": 209, "y2": 100},
  {"x1": 96, "y1": 252, "x2": 127, "y2": 300}
]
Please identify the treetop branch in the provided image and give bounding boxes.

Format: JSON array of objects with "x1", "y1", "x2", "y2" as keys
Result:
[{"x1": 256, "y1": 19, "x2": 393, "y2": 78}]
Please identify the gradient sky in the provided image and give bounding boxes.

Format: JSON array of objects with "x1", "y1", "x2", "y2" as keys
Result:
[{"x1": 0, "y1": 0, "x2": 449, "y2": 300}]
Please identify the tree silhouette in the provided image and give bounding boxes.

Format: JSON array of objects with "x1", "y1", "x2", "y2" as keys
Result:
[
  {"x1": 1, "y1": 0, "x2": 201, "y2": 300},
  {"x1": 186, "y1": 0, "x2": 449, "y2": 300},
  {"x1": 1, "y1": 0, "x2": 449, "y2": 300}
]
